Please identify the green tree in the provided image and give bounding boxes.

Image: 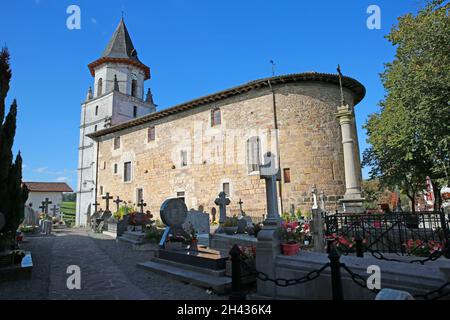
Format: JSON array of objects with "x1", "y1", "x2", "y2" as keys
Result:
[
  {"x1": 363, "y1": 0, "x2": 450, "y2": 211},
  {"x1": 0, "y1": 47, "x2": 28, "y2": 245}
]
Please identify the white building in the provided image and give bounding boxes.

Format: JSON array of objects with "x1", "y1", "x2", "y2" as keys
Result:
[
  {"x1": 24, "y1": 182, "x2": 73, "y2": 214},
  {"x1": 76, "y1": 19, "x2": 156, "y2": 226}
]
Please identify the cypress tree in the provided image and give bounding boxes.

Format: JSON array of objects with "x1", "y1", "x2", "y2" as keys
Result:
[{"x1": 0, "y1": 47, "x2": 28, "y2": 244}]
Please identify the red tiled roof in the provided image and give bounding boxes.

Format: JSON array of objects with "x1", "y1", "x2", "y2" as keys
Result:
[{"x1": 23, "y1": 182, "x2": 73, "y2": 193}]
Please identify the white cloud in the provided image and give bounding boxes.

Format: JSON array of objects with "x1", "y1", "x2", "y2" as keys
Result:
[
  {"x1": 34, "y1": 167, "x2": 48, "y2": 173},
  {"x1": 55, "y1": 177, "x2": 69, "y2": 182}
]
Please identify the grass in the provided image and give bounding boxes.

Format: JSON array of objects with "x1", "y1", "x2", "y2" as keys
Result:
[{"x1": 60, "y1": 201, "x2": 76, "y2": 224}]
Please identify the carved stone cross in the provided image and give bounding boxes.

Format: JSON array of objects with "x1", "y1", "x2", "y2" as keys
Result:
[
  {"x1": 113, "y1": 196, "x2": 123, "y2": 213},
  {"x1": 238, "y1": 198, "x2": 244, "y2": 217},
  {"x1": 42, "y1": 198, "x2": 52, "y2": 214},
  {"x1": 102, "y1": 192, "x2": 113, "y2": 212},
  {"x1": 39, "y1": 202, "x2": 46, "y2": 213},
  {"x1": 260, "y1": 152, "x2": 281, "y2": 225},
  {"x1": 215, "y1": 191, "x2": 230, "y2": 229},
  {"x1": 138, "y1": 199, "x2": 147, "y2": 213}
]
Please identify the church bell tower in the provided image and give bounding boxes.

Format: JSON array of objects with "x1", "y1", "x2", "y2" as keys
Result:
[{"x1": 76, "y1": 19, "x2": 156, "y2": 226}]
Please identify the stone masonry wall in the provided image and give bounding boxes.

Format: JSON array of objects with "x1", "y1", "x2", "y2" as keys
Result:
[{"x1": 96, "y1": 81, "x2": 359, "y2": 220}]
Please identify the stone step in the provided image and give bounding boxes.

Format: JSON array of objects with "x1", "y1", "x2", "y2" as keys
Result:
[
  {"x1": 137, "y1": 260, "x2": 231, "y2": 294},
  {"x1": 118, "y1": 236, "x2": 144, "y2": 245},
  {"x1": 150, "y1": 257, "x2": 226, "y2": 277}
]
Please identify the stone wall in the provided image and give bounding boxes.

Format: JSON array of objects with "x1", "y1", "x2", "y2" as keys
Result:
[{"x1": 95, "y1": 81, "x2": 360, "y2": 219}]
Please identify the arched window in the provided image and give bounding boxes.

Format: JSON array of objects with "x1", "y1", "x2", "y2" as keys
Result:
[
  {"x1": 246, "y1": 137, "x2": 261, "y2": 173},
  {"x1": 97, "y1": 78, "x2": 103, "y2": 97},
  {"x1": 131, "y1": 79, "x2": 138, "y2": 97}
]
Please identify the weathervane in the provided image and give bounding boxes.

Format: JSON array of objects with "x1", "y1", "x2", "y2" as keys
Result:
[
  {"x1": 270, "y1": 60, "x2": 276, "y2": 77},
  {"x1": 337, "y1": 64, "x2": 345, "y2": 106}
]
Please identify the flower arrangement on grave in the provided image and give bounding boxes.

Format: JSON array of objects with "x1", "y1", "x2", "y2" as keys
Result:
[
  {"x1": 185, "y1": 222, "x2": 198, "y2": 241},
  {"x1": 145, "y1": 225, "x2": 165, "y2": 244},
  {"x1": 239, "y1": 245, "x2": 256, "y2": 261},
  {"x1": 223, "y1": 215, "x2": 238, "y2": 227},
  {"x1": 403, "y1": 239, "x2": 443, "y2": 257},
  {"x1": 325, "y1": 233, "x2": 368, "y2": 254}
]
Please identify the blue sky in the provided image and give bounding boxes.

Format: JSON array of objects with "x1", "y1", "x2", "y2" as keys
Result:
[{"x1": 1, "y1": 0, "x2": 426, "y2": 189}]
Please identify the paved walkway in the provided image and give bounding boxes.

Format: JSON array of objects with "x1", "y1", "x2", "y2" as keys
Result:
[{"x1": 0, "y1": 228, "x2": 222, "y2": 300}]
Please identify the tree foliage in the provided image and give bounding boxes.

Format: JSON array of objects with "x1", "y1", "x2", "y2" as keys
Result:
[
  {"x1": 0, "y1": 47, "x2": 28, "y2": 242},
  {"x1": 363, "y1": 1, "x2": 450, "y2": 211}
]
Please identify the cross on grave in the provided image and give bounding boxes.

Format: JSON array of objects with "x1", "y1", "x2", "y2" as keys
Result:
[
  {"x1": 259, "y1": 152, "x2": 281, "y2": 225},
  {"x1": 93, "y1": 201, "x2": 100, "y2": 213},
  {"x1": 39, "y1": 203, "x2": 46, "y2": 213},
  {"x1": 214, "y1": 192, "x2": 230, "y2": 233},
  {"x1": 102, "y1": 192, "x2": 113, "y2": 212},
  {"x1": 42, "y1": 198, "x2": 52, "y2": 214},
  {"x1": 113, "y1": 196, "x2": 123, "y2": 213},
  {"x1": 138, "y1": 199, "x2": 147, "y2": 213},
  {"x1": 238, "y1": 198, "x2": 244, "y2": 217},
  {"x1": 50, "y1": 205, "x2": 58, "y2": 216}
]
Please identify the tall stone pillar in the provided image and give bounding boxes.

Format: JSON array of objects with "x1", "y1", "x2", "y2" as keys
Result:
[{"x1": 336, "y1": 105, "x2": 364, "y2": 213}]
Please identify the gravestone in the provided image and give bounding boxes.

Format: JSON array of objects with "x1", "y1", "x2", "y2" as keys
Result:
[
  {"x1": 237, "y1": 217, "x2": 247, "y2": 234},
  {"x1": 159, "y1": 198, "x2": 189, "y2": 247},
  {"x1": 23, "y1": 206, "x2": 38, "y2": 226},
  {"x1": 214, "y1": 192, "x2": 230, "y2": 234},
  {"x1": 184, "y1": 209, "x2": 210, "y2": 234}
]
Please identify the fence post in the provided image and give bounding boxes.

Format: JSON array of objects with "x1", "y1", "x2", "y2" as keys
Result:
[
  {"x1": 355, "y1": 235, "x2": 364, "y2": 258},
  {"x1": 229, "y1": 244, "x2": 245, "y2": 300},
  {"x1": 312, "y1": 209, "x2": 325, "y2": 252},
  {"x1": 329, "y1": 244, "x2": 344, "y2": 300}
]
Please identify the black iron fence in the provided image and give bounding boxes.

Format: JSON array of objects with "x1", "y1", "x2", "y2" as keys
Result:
[{"x1": 324, "y1": 211, "x2": 450, "y2": 257}]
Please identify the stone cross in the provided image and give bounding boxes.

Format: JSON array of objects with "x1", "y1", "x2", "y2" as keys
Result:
[
  {"x1": 93, "y1": 201, "x2": 100, "y2": 213},
  {"x1": 215, "y1": 192, "x2": 230, "y2": 226},
  {"x1": 259, "y1": 152, "x2": 281, "y2": 225},
  {"x1": 238, "y1": 198, "x2": 244, "y2": 217},
  {"x1": 102, "y1": 192, "x2": 113, "y2": 212},
  {"x1": 42, "y1": 198, "x2": 52, "y2": 214},
  {"x1": 113, "y1": 196, "x2": 123, "y2": 213},
  {"x1": 138, "y1": 199, "x2": 147, "y2": 213},
  {"x1": 311, "y1": 185, "x2": 318, "y2": 210},
  {"x1": 51, "y1": 205, "x2": 58, "y2": 216},
  {"x1": 319, "y1": 190, "x2": 325, "y2": 211},
  {"x1": 39, "y1": 203, "x2": 46, "y2": 213}
]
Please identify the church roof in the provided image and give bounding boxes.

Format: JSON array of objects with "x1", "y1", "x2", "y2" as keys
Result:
[
  {"x1": 88, "y1": 72, "x2": 366, "y2": 139},
  {"x1": 102, "y1": 18, "x2": 139, "y2": 61},
  {"x1": 88, "y1": 19, "x2": 150, "y2": 79},
  {"x1": 23, "y1": 182, "x2": 73, "y2": 193}
]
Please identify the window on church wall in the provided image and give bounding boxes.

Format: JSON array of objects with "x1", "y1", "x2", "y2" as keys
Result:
[
  {"x1": 246, "y1": 137, "x2": 261, "y2": 173},
  {"x1": 211, "y1": 108, "x2": 221, "y2": 126},
  {"x1": 223, "y1": 183, "x2": 230, "y2": 197},
  {"x1": 103, "y1": 161, "x2": 106, "y2": 170},
  {"x1": 136, "y1": 188, "x2": 143, "y2": 204},
  {"x1": 100, "y1": 186, "x2": 104, "y2": 195},
  {"x1": 124, "y1": 162, "x2": 132, "y2": 182},
  {"x1": 133, "y1": 106, "x2": 138, "y2": 118},
  {"x1": 95, "y1": 105, "x2": 99, "y2": 116},
  {"x1": 94, "y1": 125, "x2": 97, "y2": 132},
  {"x1": 114, "y1": 163, "x2": 118, "y2": 174},
  {"x1": 97, "y1": 78, "x2": 103, "y2": 97},
  {"x1": 131, "y1": 79, "x2": 138, "y2": 98},
  {"x1": 114, "y1": 136, "x2": 121, "y2": 150},
  {"x1": 181, "y1": 150, "x2": 188, "y2": 167},
  {"x1": 177, "y1": 191, "x2": 185, "y2": 203},
  {"x1": 283, "y1": 168, "x2": 291, "y2": 183},
  {"x1": 148, "y1": 126, "x2": 156, "y2": 142}
]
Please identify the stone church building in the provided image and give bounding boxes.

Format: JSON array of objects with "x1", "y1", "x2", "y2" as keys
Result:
[{"x1": 76, "y1": 19, "x2": 365, "y2": 226}]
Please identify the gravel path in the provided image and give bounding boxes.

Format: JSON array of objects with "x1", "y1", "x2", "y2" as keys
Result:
[{"x1": 0, "y1": 228, "x2": 223, "y2": 300}]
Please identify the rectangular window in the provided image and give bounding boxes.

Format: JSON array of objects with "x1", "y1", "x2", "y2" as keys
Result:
[
  {"x1": 148, "y1": 126, "x2": 155, "y2": 142},
  {"x1": 177, "y1": 191, "x2": 185, "y2": 203},
  {"x1": 283, "y1": 168, "x2": 291, "y2": 183},
  {"x1": 124, "y1": 162, "x2": 132, "y2": 182},
  {"x1": 114, "y1": 136, "x2": 121, "y2": 150},
  {"x1": 211, "y1": 108, "x2": 221, "y2": 126},
  {"x1": 114, "y1": 163, "x2": 118, "y2": 174},
  {"x1": 99, "y1": 186, "x2": 103, "y2": 195},
  {"x1": 136, "y1": 188, "x2": 143, "y2": 204},
  {"x1": 133, "y1": 106, "x2": 138, "y2": 118},
  {"x1": 223, "y1": 183, "x2": 230, "y2": 197},
  {"x1": 103, "y1": 161, "x2": 106, "y2": 170},
  {"x1": 181, "y1": 150, "x2": 188, "y2": 167},
  {"x1": 247, "y1": 137, "x2": 261, "y2": 173}
]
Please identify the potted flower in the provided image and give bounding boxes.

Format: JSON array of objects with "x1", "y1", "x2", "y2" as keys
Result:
[
  {"x1": 223, "y1": 216, "x2": 238, "y2": 235},
  {"x1": 280, "y1": 221, "x2": 301, "y2": 255}
]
